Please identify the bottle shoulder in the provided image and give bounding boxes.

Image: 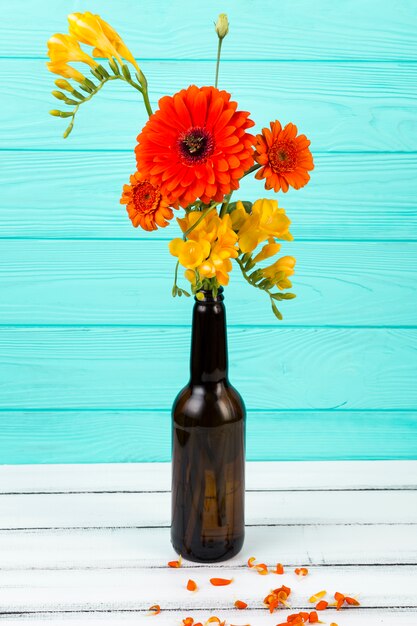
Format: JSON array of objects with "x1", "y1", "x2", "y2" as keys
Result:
[{"x1": 173, "y1": 381, "x2": 245, "y2": 427}]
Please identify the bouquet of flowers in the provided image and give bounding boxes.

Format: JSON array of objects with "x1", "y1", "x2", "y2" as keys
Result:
[{"x1": 47, "y1": 12, "x2": 314, "y2": 319}]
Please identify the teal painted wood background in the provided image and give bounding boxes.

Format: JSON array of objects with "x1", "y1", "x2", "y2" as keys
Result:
[{"x1": 1, "y1": 0, "x2": 417, "y2": 463}]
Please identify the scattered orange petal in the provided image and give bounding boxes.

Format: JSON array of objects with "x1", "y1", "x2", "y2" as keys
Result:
[
  {"x1": 315, "y1": 600, "x2": 328, "y2": 611},
  {"x1": 182, "y1": 619, "x2": 194, "y2": 626},
  {"x1": 247, "y1": 557, "x2": 256, "y2": 568},
  {"x1": 308, "y1": 611, "x2": 319, "y2": 623},
  {"x1": 168, "y1": 555, "x2": 182, "y2": 568},
  {"x1": 255, "y1": 563, "x2": 269, "y2": 575},
  {"x1": 345, "y1": 596, "x2": 360, "y2": 606},
  {"x1": 330, "y1": 623, "x2": 339, "y2": 626},
  {"x1": 309, "y1": 590, "x2": 326, "y2": 603},
  {"x1": 205, "y1": 618, "x2": 226, "y2": 626},
  {"x1": 264, "y1": 585, "x2": 291, "y2": 612},
  {"x1": 294, "y1": 567, "x2": 309, "y2": 577},
  {"x1": 147, "y1": 604, "x2": 161, "y2": 616},
  {"x1": 234, "y1": 600, "x2": 248, "y2": 609},
  {"x1": 273, "y1": 563, "x2": 285, "y2": 574},
  {"x1": 210, "y1": 578, "x2": 233, "y2": 586},
  {"x1": 186, "y1": 579, "x2": 197, "y2": 592}
]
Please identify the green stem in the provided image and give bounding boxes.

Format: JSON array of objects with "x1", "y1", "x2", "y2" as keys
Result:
[
  {"x1": 141, "y1": 85, "x2": 153, "y2": 117},
  {"x1": 219, "y1": 191, "x2": 233, "y2": 218},
  {"x1": 242, "y1": 163, "x2": 261, "y2": 178},
  {"x1": 183, "y1": 203, "x2": 217, "y2": 239},
  {"x1": 215, "y1": 38, "x2": 223, "y2": 88}
]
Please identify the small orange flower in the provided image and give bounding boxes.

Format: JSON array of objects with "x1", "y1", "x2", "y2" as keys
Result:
[
  {"x1": 120, "y1": 172, "x2": 175, "y2": 231},
  {"x1": 254, "y1": 121, "x2": 314, "y2": 193},
  {"x1": 234, "y1": 600, "x2": 248, "y2": 609},
  {"x1": 187, "y1": 579, "x2": 197, "y2": 592},
  {"x1": 209, "y1": 578, "x2": 233, "y2": 586}
]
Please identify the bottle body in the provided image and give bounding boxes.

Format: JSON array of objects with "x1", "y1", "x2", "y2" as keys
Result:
[{"x1": 171, "y1": 290, "x2": 246, "y2": 562}]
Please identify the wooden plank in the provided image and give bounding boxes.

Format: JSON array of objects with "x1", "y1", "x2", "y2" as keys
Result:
[
  {"x1": 1, "y1": 152, "x2": 416, "y2": 241},
  {"x1": 1, "y1": 0, "x2": 416, "y2": 60},
  {"x1": 0, "y1": 565, "x2": 415, "y2": 611},
  {"x1": 0, "y1": 328, "x2": 416, "y2": 411},
  {"x1": 1, "y1": 240, "x2": 416, "y2": 326},
  {"x1": 1, "y1": 524, "x2": 416, "y2": 569},
  {"x1": 2, "y1": 60, "x2": 417, "y2": 151},
  {"x1": 2, "y1": 461, "x2": 416, "y2": 493},
  {"x1": 0, "y1": 411, "x2": 416, "y2": 464},
  {"x1": 0, "y1": 610, "x2": 415, "y2": 626},
  {"x1": 0, "y1": 610, "x2": 416, "y2": 626},
  {"x1": 1, "y1": 490, "x2": 416, "y2": 528}
]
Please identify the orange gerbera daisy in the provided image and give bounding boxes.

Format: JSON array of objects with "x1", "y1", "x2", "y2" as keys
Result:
[
  {"x1": 120, "y1": 171, "x2": 175, "y2": 231},
  {"x1": 135, "y1": 85, "x2": 255, "y2": 208},
  {"x1": 254, "y1": 121, "x2": 314, "y2": 192}
]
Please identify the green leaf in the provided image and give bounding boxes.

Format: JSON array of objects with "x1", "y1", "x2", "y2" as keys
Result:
[
  {"x1": 279, "y1": 292, "x2": 297, "y2": 300},
  {"x1": 271, "y1": 301, "x2": 283, "y2": 320},
  {"x1": 181, "y1": 289, "x2": 191, "y2": 297}
]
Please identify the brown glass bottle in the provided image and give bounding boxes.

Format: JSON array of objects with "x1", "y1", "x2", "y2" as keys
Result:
[{"x1": 171, "y1": 288, "x2": 246, "y2": 562}]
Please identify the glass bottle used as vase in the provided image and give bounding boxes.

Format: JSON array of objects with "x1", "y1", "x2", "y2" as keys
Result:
[{"x1": 171, "y1": 288, "x2": 246, "y2": 562}]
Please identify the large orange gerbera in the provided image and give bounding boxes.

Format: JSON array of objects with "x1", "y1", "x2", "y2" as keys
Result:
[
  {"x1": 254, "y1": 121, "x2": 314, "y2": 192},
  {"x1": 135, "y1": 85, "x2": 255, "y2": 208},
  {"x1": 120, "y1": 172, "x2": 174, "y2": 231}
]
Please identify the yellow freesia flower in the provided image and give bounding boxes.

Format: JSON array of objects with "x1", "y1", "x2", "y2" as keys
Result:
[
  {"x1": 262, "y1": 256, "x2": 296, "y2": 290},
  {"x1": 232, "y1": 198, "x2": 293, "y2": 254},
  {"x1": 169, "y1": 238, "x2": 210, "y2": 269},
  {"x1": 46, "y1": 61, "x2": 86, "y2": 83},
  {"x1": 92, "y1": 14, "x2": 141, "y2": 72},
  {"x1": 253, "y1": 239, "x2": 281, "y2": 264},
  {"x1": 170, "y1": 210, "x2": 238, "y2": 287},
  {"x1": 47, "y1": 33, "x2": 98, "y2": 68},
  {"x1": 68, "y1": 12, "x2": 139, "y2": 71}
]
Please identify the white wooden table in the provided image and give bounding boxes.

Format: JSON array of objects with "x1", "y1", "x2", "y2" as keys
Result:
[{"x1": 1, "y1": 461, "x2": 416, "y2": 625}]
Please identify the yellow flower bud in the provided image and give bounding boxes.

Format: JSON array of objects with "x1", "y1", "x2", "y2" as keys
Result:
[
  {"x1": 47, "y1": 61, "x2": 86, "y2": 83},
  {"x1": 54, "y1": 78, "x2": 73, "y2": 91},
  {"x1": 215, "y1": 13, "x2": 229, "y2": 39}
]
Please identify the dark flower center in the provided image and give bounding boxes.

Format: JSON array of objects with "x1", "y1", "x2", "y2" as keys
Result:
[
  {"x1": 268, "y1": 140, "x2": 298, "y2": 173},
  {"x1": 177, "y1": 126, "x2": 214, "y2": 164},
  {"x1": 133, "y1": 181, "x2": 160, "y2": 214}
]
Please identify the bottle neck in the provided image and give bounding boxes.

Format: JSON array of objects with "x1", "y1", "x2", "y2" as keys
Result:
[{"x1": 190, "y1": 288, "x2": 228, "y2": 384}]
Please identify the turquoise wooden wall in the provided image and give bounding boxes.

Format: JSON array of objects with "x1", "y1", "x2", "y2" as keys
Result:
[{"x1": 1, "y1": 0, "x2": 417, "y2": 463}]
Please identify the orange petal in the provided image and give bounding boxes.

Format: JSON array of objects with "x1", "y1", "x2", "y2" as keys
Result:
[
  {"x1": 345, "y1": 597, "x2": 360, "y2": 606},
  {"x1": 308, "y1": 611, "x2": 319, "y2": 623},
  {"x1": 148, "y1": 604, "x2": 161, "y2": 615},
  {"x1": 168, "y1": 555, "x2": 182, "y2": 568},
  {"x1": 209, "y1": 578, "x2": 233, "y2": 586},
  {"x1": 234, "y1": 600, "x2": 248, "y2": 609},
  {"x1": 247, "y1": 557, "x2": 256, "y2": 568},
  {"x1": 255, "y1": 563, "x2": 269, "y2": 575},
  {"x1": 315, "y1": 600, "x2": 328, "y2": 611},
  {"x1": 294, "y1": 567, "x2": 309, "y2": 576},
  {"x1": 182, "y1": 619, "x2": 194, "y2": 626},
  {"x1": 273, "y1": 563, "x2": 285, "y2": 574},
  {"x1": 187, "y1": 579, "x2": 197, "y2": 592}
]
